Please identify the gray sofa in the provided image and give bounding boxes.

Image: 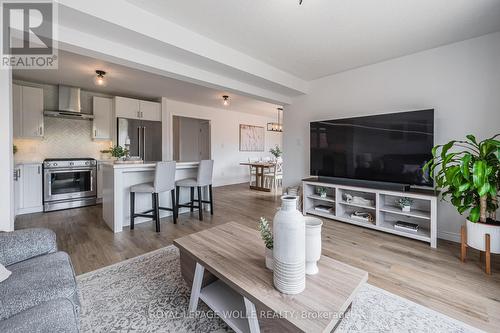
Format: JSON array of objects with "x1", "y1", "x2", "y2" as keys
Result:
[{"x1": 0, "y1": 228, "x2": 80, "y2": 332}]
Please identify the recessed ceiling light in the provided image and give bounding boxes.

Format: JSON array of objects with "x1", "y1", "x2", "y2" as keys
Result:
[{"x1": 94, "y1": 70, "x2": 107, "y2": 86}]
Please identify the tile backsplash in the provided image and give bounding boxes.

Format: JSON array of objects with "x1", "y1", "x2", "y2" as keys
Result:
[{"x1": 14, "y1": 117, "x2": 112, "y2": 162}]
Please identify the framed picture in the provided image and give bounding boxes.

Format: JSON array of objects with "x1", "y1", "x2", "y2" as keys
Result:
[{"x1": 239, "y1": 124, "x2": 265, "y2": 151}]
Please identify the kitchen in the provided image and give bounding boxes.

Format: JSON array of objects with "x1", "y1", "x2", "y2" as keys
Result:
[{"x1": 12, "y1": 50, "x2": 283, "y2": 233}]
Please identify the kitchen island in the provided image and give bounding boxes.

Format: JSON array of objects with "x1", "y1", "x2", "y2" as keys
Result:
[{"x1": 102, "y1": 161, "x2": 202, "y2": 233}]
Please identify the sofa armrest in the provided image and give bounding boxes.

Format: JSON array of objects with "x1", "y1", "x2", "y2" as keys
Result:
[{"x1": 0, "y1": 228, "x2": 57, "y2": 266}]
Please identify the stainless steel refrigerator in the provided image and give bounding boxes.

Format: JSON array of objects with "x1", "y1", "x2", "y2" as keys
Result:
[{"x1": 117, "y1": 118, "x2": 162, "y2": 161}]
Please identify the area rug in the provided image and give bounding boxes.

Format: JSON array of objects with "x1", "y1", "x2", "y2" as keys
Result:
[{"x1": 77, "y1": 246, "x2": 481, "y2": 332}]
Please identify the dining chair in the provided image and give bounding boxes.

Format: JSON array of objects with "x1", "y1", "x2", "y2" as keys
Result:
[
  {"x1": 264, "y1": 161, "x2": 283, "y2": 191},
  {"x1": 248, "y1": 157, "x2": 258, "y2": 186}
]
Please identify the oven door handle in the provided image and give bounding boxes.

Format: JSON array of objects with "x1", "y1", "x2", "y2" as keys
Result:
[{"x1": 47, "y1": 168, "x2": 95, "y2": 173}]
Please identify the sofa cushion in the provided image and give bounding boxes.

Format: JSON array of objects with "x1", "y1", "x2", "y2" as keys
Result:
[
  {"x1": 0, "y1": 228, "x2": 57, "y2": 266},
  {"x1": 0, "y1": 252, "x2": 79, "y2": 320},
  {"x1": 0, "y1": 298, "x2": 79, "y2": 333}
]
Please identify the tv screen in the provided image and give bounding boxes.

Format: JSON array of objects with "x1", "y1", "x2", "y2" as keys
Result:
[{"x1": 310, "y1": 110, "x2": 434, "y2": 187}]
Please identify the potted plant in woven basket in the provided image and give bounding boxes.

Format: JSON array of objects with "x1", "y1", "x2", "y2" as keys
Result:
[{"x1": 425, "y1": 134, "x2": 500, "y2": 270}]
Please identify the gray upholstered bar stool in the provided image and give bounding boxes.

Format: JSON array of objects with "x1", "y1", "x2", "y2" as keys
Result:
[
  {"x1": 175, "y1": 159, "x2": 214, "y2": 221},
  {"x1": 130, "y1": 161, "x2": 177, "y2": 232}
]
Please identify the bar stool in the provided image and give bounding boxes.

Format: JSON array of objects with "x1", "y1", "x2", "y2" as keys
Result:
[
  {"x1": 130, "y1": 161, "x2": 177, "y2": 232},
  {"x1": 176, "y1": 160, "x2": 214, "y2": 221}
]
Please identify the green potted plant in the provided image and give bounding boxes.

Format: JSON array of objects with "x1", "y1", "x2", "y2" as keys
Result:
[
  {"x1": 258, "y1": 217, "x2": 273, "y2": 270},
  {"x1": 425, "y1": 134, "x2": 500, "y2": 255},
  {"x1": 396, "y1": 197, "x2": 413, "y2": 212},
  {"x1": 100, "y1": 145, "x2": 129, "y2": 161},
  {"x1": 316, "y1": 186, "x2": 328, "y2": 198},
  {"x1": 269, "y1": 145, "x2": 282, "y2": 160}
]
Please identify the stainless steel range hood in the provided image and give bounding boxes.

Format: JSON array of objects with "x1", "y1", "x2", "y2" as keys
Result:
[{"x1": 44, "y1": 85, "x2": 94, "y2": 120}]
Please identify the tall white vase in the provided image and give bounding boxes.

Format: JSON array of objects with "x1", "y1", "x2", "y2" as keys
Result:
[
  {"x1": 273, "y1": 195, "x2": 306, "y2": 294},
  {"x1": 305, "y1": 217, "x2": 323, "y2": 275}
]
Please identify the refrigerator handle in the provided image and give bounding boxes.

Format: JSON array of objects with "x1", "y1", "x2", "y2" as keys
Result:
[
  {"x1": 137, "y1": 126, "x2": 141, "y2": 159},
  {"x1": 143, "y1": 126, "x2": 146, "y2": 161}
]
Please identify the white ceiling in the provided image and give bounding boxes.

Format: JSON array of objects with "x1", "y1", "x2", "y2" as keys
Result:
[
  {"x1": 127, "y1": 0, "x2": 500, "y2": 80},
  {"x1": 13, "y1": 50, "x2": 281, "y2": 117}
]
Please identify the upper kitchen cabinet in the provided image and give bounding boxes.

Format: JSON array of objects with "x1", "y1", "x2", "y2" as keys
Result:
[
  {"x1": 114, "y1": 96, "x2": 161, "y2": 121},
  {"x1": 92, "y1": 96, "x2": 113, "y2": 140},
  {"x1": 139, "y1": 100, "x2": 161, "y2": 121},
  {"x1": 13, "y1": 84, "x2": 44, "y2": 139}
]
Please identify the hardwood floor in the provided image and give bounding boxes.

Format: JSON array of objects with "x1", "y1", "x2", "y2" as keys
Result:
[{"x1": 16, "y1": 183, "x2": 500, "y2": 332}]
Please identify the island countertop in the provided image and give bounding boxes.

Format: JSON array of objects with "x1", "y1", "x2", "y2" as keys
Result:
[{"x1": 102, "y1": 161, "x2": 199, "y2": 169}]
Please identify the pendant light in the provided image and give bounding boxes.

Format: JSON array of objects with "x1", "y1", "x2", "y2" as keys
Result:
[{"x1": 267, "y1": 107, "x2": 283, "y2": 132}]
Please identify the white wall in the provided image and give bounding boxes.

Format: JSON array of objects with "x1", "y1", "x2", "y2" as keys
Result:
[
  {"x1": 283, "y1": 32, "x2": 500, "y2": 242},
  {"x1": 165, "y1": 100, "x2": 283, "y2": 187},
  {"x1": 0, "y1": 69, "x2": 14, "y2": 231}
]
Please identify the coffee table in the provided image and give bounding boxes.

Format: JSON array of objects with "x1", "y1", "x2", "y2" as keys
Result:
[{"x1": 174, "y1": 222, "x2": 368, "y2": 333}]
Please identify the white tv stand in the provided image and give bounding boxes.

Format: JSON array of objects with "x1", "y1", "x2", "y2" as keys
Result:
[{"x1": 302, "y1": 178, "x2": 437, "y2": 248}]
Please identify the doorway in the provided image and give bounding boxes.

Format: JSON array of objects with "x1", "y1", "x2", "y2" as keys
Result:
[{"x1": 173, "y1": 116, "x2": 211, "y2": 162}]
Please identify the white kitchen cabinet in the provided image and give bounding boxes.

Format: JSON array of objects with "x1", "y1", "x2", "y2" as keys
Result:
[
  {"x1": 115, "y1": 96, "x2": 161, "y2": 121},
  {"x1": 13, "y1": 84, "x2": 44, "y2": 138},
  {"x1": 139, "y1": 100, "x2": 161, "y2": 121},
  {"x1": 115, "y1": 96, "x2": 140, "y2": 119},
  {"x1": 14, "y1": 163, "x2": 43, "y2": 215},
  {"x1": 93, "y1": 97, "x2": 113, "y2": 140},
  {"x1": 97, "y1": 161, "x2": 104, "y2": 200}
]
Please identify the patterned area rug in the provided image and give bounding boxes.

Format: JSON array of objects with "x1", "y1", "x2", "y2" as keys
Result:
[{"x1": 77, "y1": 246, "x2": 481, "y2": 332}]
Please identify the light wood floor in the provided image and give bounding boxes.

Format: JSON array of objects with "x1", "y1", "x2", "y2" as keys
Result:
[{"x1": 16, "y1": 183, "x2": 500, "y2": 332}]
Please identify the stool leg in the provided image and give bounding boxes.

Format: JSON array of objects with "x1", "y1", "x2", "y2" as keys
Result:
[
  {"x1": 197, "y1": 186, "x2": 203, "y2": 221},
  {"x1": 130, "y1": 191, "x2": 135, "y2": 230},
  {"x1": 209, "y1": 184, "x2": 214, "y2": 215},
  {"x1": 171, "y1": 189, "x2": 177, "y2": 224},
  {"x1": 485, "y1": 233, "x2": 491, "y2": 275},
  {"x1": 190, "y1": 187, "x2": 195, "y2": 212},
  {"x1": 153, "y1": 193, "x2": 160, "y2": 232},
  {"x1": 176, "y1": 186, "x2": 180, "y2": 218},
  {"x1": 460, "y1": 225, "x2": 467, "y2": 262}
]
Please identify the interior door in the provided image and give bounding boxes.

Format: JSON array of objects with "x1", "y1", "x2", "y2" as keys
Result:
[
  {"x1": 117, "y1": 118, "x2": 142, "y2": 158},
  {"x1": 141, "y1": 120, "x2": 162, "y2": 161}
]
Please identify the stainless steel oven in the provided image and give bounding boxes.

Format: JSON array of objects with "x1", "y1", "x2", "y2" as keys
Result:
[{"x1": 43, "y1": 158, "x2": 97, "y2": 212}]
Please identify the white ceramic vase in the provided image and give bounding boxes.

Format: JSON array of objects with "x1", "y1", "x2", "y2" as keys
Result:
[
  {"x1": 305, "y1": 216, "x2": 323, "y2": 275},
  {"x1": 466, "y1": 219, "x2": 500, "y2": 253},
  {"x1": 402, "y1": 205, "x2": 411, "y2": 212},
  {"x1": 265, "y1": 247, "x2": 273, "y2": 271},
  {"x1": 273, "y1": 195, "x2": 305, "y2": 294}
]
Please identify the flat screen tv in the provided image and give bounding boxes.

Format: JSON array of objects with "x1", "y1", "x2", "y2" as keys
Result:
[{"x1": 310, "y1": 109, "x2": 434, "y2": 187}]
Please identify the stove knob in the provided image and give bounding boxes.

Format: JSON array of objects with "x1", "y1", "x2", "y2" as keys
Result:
[
  {"x1": 85, "y1": 161, "x2": 90, "y2": 166},
  {"x1": 69, "y1": 162, "x2": 74, "y2": 166},
  {"x1": 53, "y1": 163, "x2": 58, "y2": 167}
]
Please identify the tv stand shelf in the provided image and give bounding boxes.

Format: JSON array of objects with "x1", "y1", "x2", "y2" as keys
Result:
[{"x1": 302, "y1": 179, "x2": 437, "y2": 248}]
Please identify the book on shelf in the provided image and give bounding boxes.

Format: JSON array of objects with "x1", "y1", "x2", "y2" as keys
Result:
[
  {"x1": 314, "y1": 204, "x2": 334, "y2": 213},
  {"x1": 394, "y1": 221, "x2": 419, "y2": 233}
]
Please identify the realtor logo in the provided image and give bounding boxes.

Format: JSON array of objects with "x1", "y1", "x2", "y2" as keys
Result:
[{"x1": 1, "y1": 0, "x2": 58, "y2": 68}]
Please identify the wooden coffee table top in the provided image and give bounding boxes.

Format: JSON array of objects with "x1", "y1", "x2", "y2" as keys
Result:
[{"x1": 174, "y1": 222, "x2": 368, "y2": 333}]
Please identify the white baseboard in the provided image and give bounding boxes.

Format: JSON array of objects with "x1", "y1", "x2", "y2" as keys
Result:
[
  {"x1": 438, "y1": 230, "x2": 461, "y2": 243},
  {"x1": 16, "y1": 206, "x2": 43, "y2": 216}
]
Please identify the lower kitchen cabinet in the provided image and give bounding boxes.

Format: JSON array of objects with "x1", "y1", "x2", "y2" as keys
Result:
[
  {"x1": 14, "y1": 163, "x2": 43, "y2": 215},
  {"x1": 97, "y1": 161, "x2": 104, "y2": 201}
]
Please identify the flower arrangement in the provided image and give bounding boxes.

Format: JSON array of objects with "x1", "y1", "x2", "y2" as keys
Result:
[
  {"x1": 258, "y1": 217, "x2": 273, "y2": 250},
  {"x1": 269, "y1": 145, "x2": 283, "y2": 159},
  {"x1": 100, "y1": 145, "x2": 129, "y2": 159}
]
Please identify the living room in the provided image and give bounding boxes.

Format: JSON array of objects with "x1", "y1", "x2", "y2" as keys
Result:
[{"x1": 1, "y1": 1, "x2": 500, "y2": 332}]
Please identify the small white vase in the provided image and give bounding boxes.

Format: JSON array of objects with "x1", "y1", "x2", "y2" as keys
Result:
[
  {"x1": 305, "y1": 217, "x2": 323, "y2": 275},
  {"x1": 402, "y1": 205, "x2": 411, "y2": 212},
  {"x1": 265, "y1": 248, "x2": 273, "y2": 271},
  {"x1": 273, "y1": 195, "x2": 305, "y2": 294}
]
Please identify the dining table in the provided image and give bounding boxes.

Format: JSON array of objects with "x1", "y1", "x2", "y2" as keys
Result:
[{"x1": 240, "y1": 161, "x2": 276, "y2": 192}]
